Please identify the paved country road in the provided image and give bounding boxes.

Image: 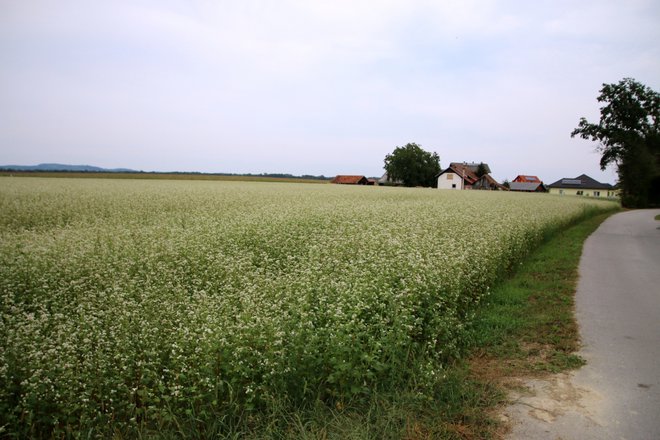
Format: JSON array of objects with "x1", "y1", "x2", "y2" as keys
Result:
[{"x1": 506, "y1": 209, "x2": 660, "y2": 440}]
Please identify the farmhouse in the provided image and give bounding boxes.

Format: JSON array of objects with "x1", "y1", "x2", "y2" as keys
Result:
[
  {"x1": 331, "y1": 175, "x2": 369, "y2": 185},
  {"x1": 509, "y1": 175, "x2": 547, "y2": 192},
  {"x1": 436, "y1": 162, "x2": 480, "y2": 190},
  {"x1": 436, "y1": 162, "x2": 507, "y2": 190},
  {"x1": 547, "y1": 174, "x2": 617, "y2": 198}
]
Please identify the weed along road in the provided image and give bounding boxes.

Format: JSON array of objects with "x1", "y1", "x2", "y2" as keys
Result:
[{"x1": 507, "y1": 209, "x2": 660, "y2": 440}]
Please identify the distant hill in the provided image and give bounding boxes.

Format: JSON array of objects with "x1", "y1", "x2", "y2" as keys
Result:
[
  {"x1": 0, "y1": 164, "x2": 331, "y2": 181},
  {"x1": 0, "y1": 163, "x2": 136, "y2": 172}
]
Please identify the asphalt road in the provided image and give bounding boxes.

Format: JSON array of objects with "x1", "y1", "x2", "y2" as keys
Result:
[{"x1": 506, "y1": 209, "x2": 660, "y2": 440}]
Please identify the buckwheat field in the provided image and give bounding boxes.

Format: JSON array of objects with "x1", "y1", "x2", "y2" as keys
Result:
[{"x1": 0, "y1": 177, "x2": 618, "y2": 437}]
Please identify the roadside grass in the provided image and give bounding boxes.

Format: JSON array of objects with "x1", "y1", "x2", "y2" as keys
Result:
[
  {"x1": 468, "y1": 213, "x2": 606, "y2": 372},
  {"x1": 194, "y1": 209, "x2": 618, "y2": 439},
  {"x1": 655, "y1": 214, "x2": 660, "y2": 221},
  {"x1": 172, "y1": 367, "x2": 504, "y2": 440},
  {"x1": 456, "y1": 210, "x2": 618, "y2": 436}
]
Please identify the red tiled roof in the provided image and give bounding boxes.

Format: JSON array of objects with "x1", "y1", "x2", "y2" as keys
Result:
[
  {"x1": 331, "y1": 175, "x2": 368, "y2": 184},
  {"x1": 448, "y1": 164, "x2": 479, "y2": 184},
  {"x1": 513, "y1": 175, "x2": 541, "y2": 183}
]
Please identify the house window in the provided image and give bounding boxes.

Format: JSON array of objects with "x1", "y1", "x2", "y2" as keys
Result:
[
  {"x1": 576, "y1": 190, "x2": 583, "y2": 196},
  {"x1": 447, "y1": 174, "x2": 453, "y2": 180},
  {"x1": 452, "y1": 184, "x2": 457, "y2": 189},
  {"x1": 559, "y1": 189, "x2": 564, "y2": 195},
  {"x1": 594, "y1": 191, "x2": 600, "y2": 197}
]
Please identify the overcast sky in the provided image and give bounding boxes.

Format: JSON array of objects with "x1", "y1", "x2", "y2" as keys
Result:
[{"x1": 1, "y1": 1, "x2": 659, "y2": 183}]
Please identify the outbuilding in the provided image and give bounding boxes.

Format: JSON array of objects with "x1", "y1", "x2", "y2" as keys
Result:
[
  {"x1": 509, "y1": 176, "x2": 547, "y2": 192},
  {"x1": 330, "y1": 175, "x2": 369, "y2": 185}
]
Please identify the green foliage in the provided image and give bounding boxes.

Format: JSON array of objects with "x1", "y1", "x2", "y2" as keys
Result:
[
  {"x1": 0, "y1": 178, "x2": 618, "y2": 437},
  {"x1": 383, "y1": 143, "x2": 441, "y2": 187},
  {"x1": 475, "y1": 162, "x2": 488, "y2": 178},
  {"x1": 571, "y1": 78, "x2": 660, "y2": 208}
]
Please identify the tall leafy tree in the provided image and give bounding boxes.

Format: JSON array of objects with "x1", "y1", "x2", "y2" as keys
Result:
[
  {"x1": 475, "y1": 162, "x2": 489, "y2": 178},
  {"x1": 383, "y1": 143, "x2": 441, "y2": 187},
  {"x1": 571, "y1": 78, "x2": 660, "y2": 207}
]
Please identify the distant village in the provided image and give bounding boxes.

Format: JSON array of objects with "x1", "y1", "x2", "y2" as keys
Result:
[
  {"x1": 0, "y1": 162, "x2": 619, "y2": 200},
  {"x1": 331, "y1": 162, "x2": 619, "y2": 199}
]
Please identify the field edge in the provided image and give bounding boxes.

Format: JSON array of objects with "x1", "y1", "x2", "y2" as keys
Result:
[{"x1": 458, "y1": 209, "x2": 619, "y2": 439}]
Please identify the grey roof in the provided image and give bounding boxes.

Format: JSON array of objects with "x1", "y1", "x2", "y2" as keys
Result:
[
  {"x1": 547, "y1": 174, "x2": 613, "y2": 189},
  {"x1": 509, "y1": 182, "x2": 544, "y2": 191}
]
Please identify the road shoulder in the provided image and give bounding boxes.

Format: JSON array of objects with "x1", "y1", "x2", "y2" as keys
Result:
[{"x1": 504, "y1": 209, "x2": 660, "y2": 440}]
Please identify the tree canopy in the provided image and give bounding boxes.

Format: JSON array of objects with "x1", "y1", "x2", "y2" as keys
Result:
[
  {"x1": 475, "y1": 162, "x2": 489, "y2": 178},
  {"x1": 383, "y1": 143, "x2": 441, "y2": 187},
  {"x1": 571, "y1": 78, "x2": 660, "y2": 208}
]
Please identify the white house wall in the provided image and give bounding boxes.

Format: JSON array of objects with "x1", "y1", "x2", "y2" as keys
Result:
[
  {"x1": 437, "y1": 173, "x2": 462, "y2": 189},
  {"x1": 549, "y1": 188, "x2": 619, "y2": 198}
]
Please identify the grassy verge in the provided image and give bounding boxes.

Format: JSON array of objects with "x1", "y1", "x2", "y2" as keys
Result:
[
  {"x1": 457, "y1": 210, "x2": 618, "y2": 436},
  {"x1": 192, "y1": 210, "x2": 617, "y2": 439},
  {"x1": 467, "y1": 213, "x2": 617, "y2": 373}
]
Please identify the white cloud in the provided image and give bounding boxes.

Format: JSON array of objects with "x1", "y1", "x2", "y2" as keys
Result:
[{"x1": 1, "y1": 0, "x2": 659, "y2": 180}]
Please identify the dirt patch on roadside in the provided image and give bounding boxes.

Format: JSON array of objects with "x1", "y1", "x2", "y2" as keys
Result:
[
  {"x1": 501, "y1": 371, "x2": 609, "y2": 439},
  {"x1": 505, "y1": 373, "x2": 603, "y2": 422},
  {"x1": 468, "y1": 351, "x2": 607, "y2": 439}
]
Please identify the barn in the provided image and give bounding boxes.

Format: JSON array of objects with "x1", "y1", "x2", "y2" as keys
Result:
[{"x1": 330, "y1": 175, "x2": 369, "y2": 185}]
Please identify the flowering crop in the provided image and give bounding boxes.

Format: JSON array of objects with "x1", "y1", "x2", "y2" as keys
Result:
[{"x1": 0, "y1": 177, "x2": 617, "y2": 436}]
